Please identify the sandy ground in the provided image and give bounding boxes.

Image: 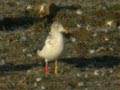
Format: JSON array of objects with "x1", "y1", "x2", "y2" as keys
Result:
[{"x1": 0, "y1": 0, "x2": 120, "y2": 90}]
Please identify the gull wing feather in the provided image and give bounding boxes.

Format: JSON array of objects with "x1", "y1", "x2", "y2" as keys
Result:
[{"x1": 40, "y1": 32, "x2": 56, "y2": 54}]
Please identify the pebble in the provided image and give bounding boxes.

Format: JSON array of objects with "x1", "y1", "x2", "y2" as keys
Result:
[
  {"x1": 102, "y1": 6, "x2": 107, "y2": 10},
  {"x1": 66, "y1": 85, "x2": 73, "y2": 90},
  {"x1": 27, "y1": 53, "x2": 32, "y2": 57},
  {"x1": 118, "y1": 26, "x2": 120, "y2": 30},
  {"x1": 77, "y1": 82, "x2": 85, "y2": 87},
  {"x1": 0, "y1": 59, "x2": 6, "y2": 65},
  {"x1": 22, "y1": 48, "x2": 27, "y2": 52},
  {"x1": 26, "y1": 5, "x2": 33, "y2": 10},
  {"x1": 34, "y1": 3, "x2": 49, "y2": 18},
  {"x1": 41, "y1": 86, "x2": 45, "y2": 90},
  {"x1": 105, "y1": 20, "x2": 117, "y2": 28},
  {"x1": 109, "y1": 47, "x2": 113, "y2": 51},
  {"x1": 105, "y1": 37, "x2": 109, "y2": 41},
  {"x1": 33, "y1": 82, "x2": 37, "y2": 87},
  {"x1": 16, "y1": 1, "x2": 24, "y2": 6},
  {"x1": 36, "y1": 77, "x2": 42, "y2": 82},
  {"x1": 84, "y1": 74, "x2": 88, "y2": 78},
  {"x1": 16, "y1": 1, "x2": 20, "y2": 5},
  {"x1": 76, "y1": 9, "x2": 83, "y2": 15},
  {"x1": 70, "y1": 37, "x2": 76, "y2": 43},
  {"x1": 117, "y1": 25, "x2": 120, "y2": 30},
  {"x1": 106, "y1": 20, "x2": 113, "y2": 27},
  {"x1": 76, "y1": 73, "x2": 81, "y2": 77},
  {"x1": 96, "y1": 46, "x2": 104, "y2": 52},
  {"x1": 20, "y1": 36, "x2": 27, "y2": 41},
  {"x1": 93, "y1": 33, "x2": 97, "y2": 37},
  {"x1": 94, "y1": 70, "x2": 99, "y2": 76},
  {"x1": 85, "y1": 88, "x2": 88, "y2": 90},
  {"x1": 39, "y1": 3, "x2": 46, "y2": 12},
  {"x1": 89, "y1": 49, "x2": 95, "y2": 54},
  {"x1": 102, "y1": 29, "x2": 108, "y2": 33},
  {"x1": 106, "y1": 20, "x2": 118, "y2": 28},
  {"x1": 109, "y1": 69, "x2": 113, "y2": 73},
  {"x1": 86, "y1": 24, "x2": 91, "y2": 31},
  {"x1": 27, "y1": 70, "x2": 31, "y2": 73},
  {"x1": 101, "y1": 71, "x2": 105, "y2": 76},
  {"x1": 76, "y1": 24, "x2": 82, "y2": 28},
  {"x1": 97, "y1": 83, "x2": 101, "y2": 86}
]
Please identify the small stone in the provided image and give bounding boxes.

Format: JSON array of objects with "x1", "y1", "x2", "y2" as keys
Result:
[
  {"x1": 97, "y1": 83, "x2": 101, "y2": 86},
  {"x1": 94, "y1": 70, "x2": 99, "y2": 76},
  {"x1": 102, "y1": 6, "x2": 107, "y2": 10},
  {"x1": 105, "y1": 20, "x2": 116, "y2": 28},
  {"x1": 21, "y1": 36, "x2": 27, "y2": 41},
  {"x1": 84, "y1": 74, "x2": 88, "y2": 78},
  {"x1": 0, "y1": 59, "x2": 6, "y2": 65},
  {"x1": 34, "y1": 3, "x2": 50, "y2": 18},
  {"x1": 109, "y1": 69, "x2": 113, "y2": 73},
  {"x1": 36, "y1": 77, "x2": 42, "y2": 82},
  {"x1": 118, "y1": 26, "x2": 120, "y2": 30},
  {"x1": 89, "y1": 49, "x2": 95, "y2": 54},
  {"x1": 33, "y1": 82, "x2": 37, "y2": 87},
  {"x1": 22, "y1": 48, "x2": 27, "y2": 52},
  {"x1": 27, "y1": 70, "x2": 31, "y2": 73},
  {"x1": 39, "y1": 3, "x2": 46, "y2": 12},
  {"x1": 106, "y1": 20, "x2": 113, "y2": 27},
  {"x1": 96, "y1": 46, "x2": 104, "y2": 52},
  {"x1": 27, "y1": 53, "x2": 32, "y2": 57},
  {"x1": 78, "y1": 82, "x2": 84, "y2": 87},
  {"x1": 41, "y1": 86, "x2": 45, "y2": 90},
  {"x1": 76, "y1": 24, "x2": 82, "y2": 28},
  {"x1": 101, "y1": 71, "x2": 105, "y2": 76},
  {"x1": 86, "y1": 24, "x2": 91, "y2": 31},
  {"x1": 93, "y1": 33, "x2": 97, "y2": 37},
  {"x1": 109, "y1": 47, "x2": 113, "y2": 51},
  {"x1": 103, "y1": 29, "x2": 108, "y2": 33},
  {"x1": 76, "y1": 73, "x2": 81, "y2": 77},
  {"x1": 76, "y1": 9, "x2": 83, "y2": 15},
  {"x1": 16, "y1": 1, "x2": 20, "y2": 5},
  {"x1": 70, "y1": 37, "x2": 76, "y2": 43},
  {"x1": 85, "y1": 88, "x2": 88, "y2": 90},
  {"x1": 26, "y1": 5, "x2": 33, "y2": 10},
  {"x1": 105, "y1": 37, "x2": 109, "y2": 41}
]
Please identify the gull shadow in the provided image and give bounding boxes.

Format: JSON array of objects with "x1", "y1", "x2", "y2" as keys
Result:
[
  {"x1": 0, "y1": 16, "x2": 36, "y2": 31},
  {"x1": 0, "y1": 63, "x2": 40, "y2": 73},
  {"x1": 61, "y1": 55, "x2": 120, "y2": 68},
  {"x1": 44, "y1": 3, "x2": 79, "y2": 24},
  {"x1": 0, "y1": 55, "x2": 119, "y2": 73},
  {"x1": 0, "y1": 3, "x2": 79, "y2": 31}
]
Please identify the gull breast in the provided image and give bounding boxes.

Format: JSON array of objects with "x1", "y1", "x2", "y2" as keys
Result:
[{"x1": 38, "y1": 33, "x2": 64, "y2": 61}]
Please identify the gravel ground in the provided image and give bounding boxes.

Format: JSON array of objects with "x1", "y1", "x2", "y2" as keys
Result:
[{"x1": 0, "y1": 0, "x2": 120, "y2": 90}]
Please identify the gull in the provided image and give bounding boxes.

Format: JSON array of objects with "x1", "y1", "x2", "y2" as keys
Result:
[{"x1": 37, "y1": 21, "x2": 68, "y2": 74}]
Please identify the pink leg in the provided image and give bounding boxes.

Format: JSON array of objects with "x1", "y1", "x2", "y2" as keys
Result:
[{"x1": 45, "y1": 59, "x2": 48, "y2": 74}]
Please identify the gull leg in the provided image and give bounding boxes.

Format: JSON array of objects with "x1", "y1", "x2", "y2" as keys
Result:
[
  {"x1": 45, "y1": 59, "x2": 48, "y2": 74},
  {"x1": 54, "y1": 60, "x2": 58, "y2": 74}
]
